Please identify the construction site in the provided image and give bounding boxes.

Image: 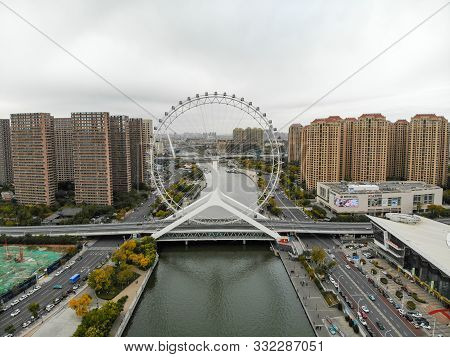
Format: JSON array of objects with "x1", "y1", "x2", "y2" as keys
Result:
[{"x1": 0, "y1": 243, "x2": 64, "y2": 295}]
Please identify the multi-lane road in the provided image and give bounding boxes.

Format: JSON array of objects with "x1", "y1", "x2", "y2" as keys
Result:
[
  {"x1": 301, "y1": 235, "x2": 425, "y2": 337},
  {"x1": 0, "y1": 239, "x2": 120, "y2": 336}
]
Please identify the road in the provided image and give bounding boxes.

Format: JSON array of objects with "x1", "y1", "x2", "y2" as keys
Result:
[
  {"x1": 273, "y1": 189, "x2": 311, "y2": 222},
  {"x1": 301, "y1": 236, "x2": 424, "y2": 337},
  {"x1": 0, "y1": 239, "x2": 120, "y2": 336},
  {"x1": 123, "y1": 193, "x2": 157, "y2": 223}
]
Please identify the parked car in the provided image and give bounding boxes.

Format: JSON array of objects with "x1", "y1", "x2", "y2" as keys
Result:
[
  {"x1": 368, "y1": 294, "x2": 375, "y2": 301},
  {"x1": 376, "y1": 321, "x2": 385, "y2": 330},
  {"x1": 53, "y1": 284, "x2": 63, "y2": 289},
  {"x1": 11, "y1": 308, "x2": 20, "y2": 317},
  {"x1": 361, "y1": 306, "x2": 370, "y2": 313}
]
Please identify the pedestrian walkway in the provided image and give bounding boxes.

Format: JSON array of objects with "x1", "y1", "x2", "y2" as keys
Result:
[{"x1": 277, "y1": 249, "x2": 359, "y2": 337}]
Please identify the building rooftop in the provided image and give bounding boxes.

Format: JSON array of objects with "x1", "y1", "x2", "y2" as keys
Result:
[
  {"x1": 319, "y1": 181, "x2": 441, "y2": 194},
  {"x1": 368, "y1": 214, "x2": 450, "y2": 277}
]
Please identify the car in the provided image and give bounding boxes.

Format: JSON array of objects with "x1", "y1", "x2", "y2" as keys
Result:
[
  {"x1": 346, "y1": 301, "x2": 353, "y2": 309},
  {"x1": 4, "y1": 334, "x2": 13, "y2": 337},
  {"x1": 54, "y1": 298, "x2": 61, "y2": 305},
  {"x1": 412, "y1": 322, "x2": 420, "y2": 329},
  {"x1": 376, "y1": 321, "x2": 385, "y2": 330},
  {"x1": 405, "y1": 315, "x2": 414, "y2": 322},
  {"x1": 357, "y1": 312, "x2": 362, "y2": 319},
  {"x1": 55, "y1": 271, "x2": 61, "y2": 276},
  {"x1": 72, "y1": 284, "x2": 79, "y2": 290},
  {"x1": 387, "y1": 297, "x2": 394, "y2": 304},
  {"x1": 329, "y1": 277, "x2": 335, "y2": 284},
  {"x1": 53, "y1": 284, "x2": 63, "y2": 289},
  {"x1": 82, "y1": 276, "x2": 88, "y2": 282},
  {"x1": 19, "y1": 295, "x2": 27, "y2": 301},
  {"x1": 361, "y1": 306, "x2": 370, "y2": 313},
  {"x1": 22, "y1": 321, "x2": 31, "y2": 328},
  {"x1": 35, "y1": 285, "x2": 41, "y2": 290},
  {"x1": 398, "y1": 309, "x2": 406, "y2": 315},
  {"x1": 368, "y1": 294, "x2": 375, "y2": 301},
  {"x1": 366, "y1": 327, "x2": 374, "y2": 336},
  {"x1": 1, "y1": 305, "x2": 8, "y2": 312},
  {"x1": 412, "y1": 312, "x2": 422, "y2": 318},
  {"x1": 10, "y1": 299, "x2": 19, "y2": 306},
  {"x1": 382, "y1": 271, "x2": 387, "y2": 275},
  {"x1": 333, "y1": 282, "x2": 338, "y2": 289},
  {"x1": 11, "y1": 308, "x2": 20, "y2": 317},
  {"x1": 359, "y1": 317, "x2": 367, "y2": 326},
  {"x1": 394, "y1": 303, "x2": 401, "y2": 310},
  {"x1": 45, "y1": 304, "x2": 55, "y2": 312},
  {"x1": 345, "y1": 264, "x2": 351, "y2": 270},
  {"x1": 328, "y1": 326, "x2": 337, "y2": 335},
  {"x1": 421, "y1": 323, "x2": 431, "y2": 330}
]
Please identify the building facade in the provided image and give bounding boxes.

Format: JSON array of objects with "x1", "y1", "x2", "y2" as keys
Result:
[
  {"x1": 72, "y1": 112, "x2": 113, "y2": 205},
  {"x1": 10, "y1": 113, "x2": 56, "y2": 205},
  {"x1": 53, "y1": 117, "x2": 74, "y2": 183},
  {"x1": 128, "y1": 118, "x2": 153, "y2": 188},
  {"x1": 387, "y1": 120, "x2": 409, "y2": 180},
  {"x1": 109, "y1": 115, "x2": 131, "y2": 193},
  {"x1": 316, "y1": 181, "x2": 442, "y2": 216},
  {"x1": 407, "y1": 114, "x2": 448, "y2": 187},
  {"x1": 0, "y1": 119, "x2": 13, "y2": 186},
  {"x1": 303, "y1": 117, "x2": 343, "y2": 190},
  {"x1": 341, "y1": 118, "x2": 356, "y2": 181},
  {"x1": 287, "y1": 123, "x2": 302, "y2": 163},
  {"x1": 352, "y1": 114, "x2": 389, "y2": 182}
]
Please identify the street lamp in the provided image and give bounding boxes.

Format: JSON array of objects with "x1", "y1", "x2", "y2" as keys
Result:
[
  {"x1": 357, "y1": 298, "x2": 363, "y2": 312},
  {"x1": 337, "y1": 275, "x2": 344, "y2": 291}
]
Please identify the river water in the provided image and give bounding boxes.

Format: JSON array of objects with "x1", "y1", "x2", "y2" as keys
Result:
[{"x1": 124, "y1": 162, "x2": 314, "y2": 336}]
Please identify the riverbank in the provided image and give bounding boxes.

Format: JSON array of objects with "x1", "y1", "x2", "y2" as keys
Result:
[
  {"x1": 113, "y1": 254, "x2": 159, "y2": 336},
  {"x1": 276, "y1": 246, "x2": 360, "y2": 337}
]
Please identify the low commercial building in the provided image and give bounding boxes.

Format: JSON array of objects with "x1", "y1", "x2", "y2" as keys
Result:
[
  {"x1": 316, "y1": 181, "x2": 442, "y2": 216},
  {"x1": 369, "y1": 213, "x2": 450, "y2": 300}
]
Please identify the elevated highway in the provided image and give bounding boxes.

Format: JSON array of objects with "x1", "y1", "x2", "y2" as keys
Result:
[{"x1": 0, "y1": 219, "x2": 373, "y2": 239}]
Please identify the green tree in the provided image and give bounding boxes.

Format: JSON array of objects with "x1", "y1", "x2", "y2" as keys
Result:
[
  {"x1": 4, "y1": 324, "x2": 15, "y2": 335},
  {"x1": 28, "y1": 302, "x2": 40, "y2": 318},
  {"x1": 311, "y1": 246, "x2": 327, "y2": 266}
]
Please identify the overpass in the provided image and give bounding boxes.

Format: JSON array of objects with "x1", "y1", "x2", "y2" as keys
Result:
[{"x1": 0, "y1": 219, "x2": 373, "y2": 240}]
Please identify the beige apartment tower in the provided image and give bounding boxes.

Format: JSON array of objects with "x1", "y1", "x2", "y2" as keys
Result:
[
  {"x1": 129, "y1": 118, "x2": 153, "y2": 187},
  {"x1": 109, "y1": 115, "x2": 131, "y2": 193},
  {"x1": 341, "y1": 118, "x2": 356, "y2": 181},
  {"x1": 53, "y1": 118, "x2": 74, "y2": 183},
  {"x1": 352, "y1": 114, "x2": 388, "y2": 182},
  {"x1": 407, "y1": 114, "x2": 448, "y2": 186},
  {"x1": 0, "y1": 119, "x2": 13, "y2": 186},
  {"x1": 10, "y1": 113, "x2": 56, "y2": 205},
  {"x1": 72, "y1": 112, "x2": 113, "y2": 205},
  {"x1": 387, "y1": 120, "x2": 409, "y2": 180},
  {"x1": 303, "y1": 116, "x2": 343, "y2": 190},
  {"x1": 288, "y1": 124, "x2": 302, "y2": 163}
]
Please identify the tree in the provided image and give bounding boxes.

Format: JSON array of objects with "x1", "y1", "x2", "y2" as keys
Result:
[
  {"x1": 68, "y1": 294, "x2": 93, "y2": 317},
  {"x1": 4, "y1": 324, "x2": 15, "y2": 335},
  {"x1": 88, "y1": 266, "x2": 114, "y2": 293},
  {"x1": 116, "y1": 264, "x2": 135, "y2": 287},
  {"x1": 28, "y1": 302, "x2": 40, "y2": 318},
  {"x1": 311, "y1": 246, "x2": 327, "y2": 266}
]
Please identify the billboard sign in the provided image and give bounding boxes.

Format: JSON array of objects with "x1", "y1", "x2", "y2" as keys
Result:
[{"x1": 335, "y1": 198, "x2": 359, "y2": 208}]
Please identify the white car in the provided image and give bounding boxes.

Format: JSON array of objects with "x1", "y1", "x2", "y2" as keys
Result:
[
  {"x1": 35, "y1": 285, "x2": 41, "y2": 290},
  {"x1": 361, "y1": 306, "x2": 370, "y2": 313},
  {"x1": 329, "y1": 277, "x2": 335, "y2": 284},
  {"x1": 412, "y1": 312, "x2": 422, "y2": 318},
  {"x1": 345, "y1": 264, "x2": 351, "y2": 270},
  {"x1": 421, "y1": 323, "x2": 431, "y2": 330},
  {"x1": 55, "y1": 271, "x2": 61, "y2": 276},
  {"x1": 359, "y1": 317, "x2": 367, "y2": 326},
  {"x1": 10, "y1": 300, "x2": 19, "y2": 306},
  {"x1": 22, "y1": 321, "x2": 31, "y2": 328},
  {"x1": 398, "y1": 309, "x2": 406, "y2": 315},
  {"x1": 45, "y1": 304, "x2": 55, "y2": 312},
  {"x1": 11, "y1": 309, "x2": 20, "y2": 317}
]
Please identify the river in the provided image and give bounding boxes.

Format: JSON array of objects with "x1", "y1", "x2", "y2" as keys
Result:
[{"x1": 124, "y1": 162, "x2": 314, "y2": 336}]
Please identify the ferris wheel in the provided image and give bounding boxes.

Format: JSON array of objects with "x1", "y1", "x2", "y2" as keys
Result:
[{"x1": 150, "y1": 91, "x2": 282, "y2": 224}]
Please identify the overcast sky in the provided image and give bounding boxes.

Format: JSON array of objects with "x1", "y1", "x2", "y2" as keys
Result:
[{"x1": 0, "y1": 0, "x2": 448, "y2": 131}]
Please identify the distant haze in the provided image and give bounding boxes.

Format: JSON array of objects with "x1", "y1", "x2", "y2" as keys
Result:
[{"x1": 0, "y1": 0, "x2": 448, "y2": 127}]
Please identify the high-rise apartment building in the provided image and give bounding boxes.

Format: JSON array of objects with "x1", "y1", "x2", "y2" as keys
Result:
[
  {"x1": 10, "y1": 113, "x2": 56, "y2": 205},
  {"x1": 288, "y1": 124, "x2": 302, "y2": 163},
  {"x1": 303, "y1": 117, "x2": 343, "y2": 190},
  {"x1": 0, "y1": 119, "x2": 13, "y2": 186},
  {"x1": 72, "y1": 112, "x2": 113, "y2": 205},
  {"x1": 53, "y1": 118, "x2": 74, "y2": 183},
  {"x1": 387, "y1": 120, "x2": 409, "y2": 180},
  {"x1": 341, "y1": 118, "x2": 356, "y2": 181},
  {"x1": 109, "y1": 115, "x2": 131, "y2": 193},
  {"x1": 352, "y1": 114, "x2": 388, "y2": 182},
  {"x1": 129, "y1": 118, "x2": 153, "y2": 187},
  {"x1": 407, "y1": 114, "x2": 448, "y2": 186}
]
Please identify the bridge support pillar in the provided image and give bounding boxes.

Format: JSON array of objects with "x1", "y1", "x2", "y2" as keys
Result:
[
  {"x1": 243, "y1": 240, "x2": 246, "y2": 245},
  {"x1": 185, "y1": 240, "x2": 188, "y2": 246}
]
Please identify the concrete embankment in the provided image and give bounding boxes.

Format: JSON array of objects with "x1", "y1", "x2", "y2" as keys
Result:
[{"x1": 114, "y1": 254, "x2": 159, "y2": 336}]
